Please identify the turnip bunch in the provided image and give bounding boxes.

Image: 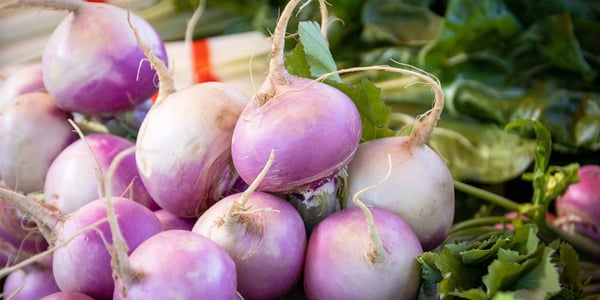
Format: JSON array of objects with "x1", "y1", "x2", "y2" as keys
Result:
[
  {"x1": 0, "y1": 0, "x2": 168, "y2": 115},
  {"x1": 304, "y1": 156, "x2": 423, "y2": 300},
  {"x1": 0, "y1": 188, "x2": 163, "y2": 300},
  {"x1": 193, "y1": 151, "x2": 307, "y2": 300},
  {"x1": 231, "y1": 0, "x2": 362, "y2": 229},
  {"x1": 132, "y1": 6, "x2": 250, "y2": 217},
  {"x1": 0, "y1": 91, "x2": 74, "y2": 193}
]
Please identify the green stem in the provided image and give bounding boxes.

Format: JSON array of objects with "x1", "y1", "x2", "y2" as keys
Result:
[
  {"x1": 453, "y1": 180, "x2": 521, "y2": 212},
  {"x1": 539, "y1": 221, "x2": 600, "y2": 261},
  {"x1": 450, "y1": 216, "x2": 511, "y2": 233}
]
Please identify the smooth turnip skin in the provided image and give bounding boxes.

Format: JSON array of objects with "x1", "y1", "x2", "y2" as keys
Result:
[
  {"x1": 0, "y1": 195, "x2": 48, "y2": 266},
  {"x1": 344, "y1": 136, "x2": 455, "y2": 250},
  {"x1": 0, "y1": 92, "x2": 74, "y2": 193},
  {"x1": 0, "y1": 63, "x2": 44, "y2": 109},
  {"x1": 304, "y1": 207, "x2": 423, "y2": 300},
  {"x1": 556, "y1": 165, "x2": 600, "y2": 241},
  {"x1": 136, "y1": 82, "x2": 248, "y2": 217},
  {"x1": 113, "y1": 230, "x2": 238, "y2": 300},
  {"x1": 193, "y1": 191, "x2": 307, "y2": 300},
  {"x1": 53, "y1": 197, "x2": 162, "y2": 300},
  {"x1": 44, "y1": 133, "x2": 158, "y2": 214},
  {"x1": 231, "y1": 74, "x2": 361, "y2": 194},
  {"x1": 3, "y1": 257, "x2": 60, "y2": 300},
  {"x1": 42, "y1": 2, "x2": 167, "y2": 115},
  {"x1": 153, "y1": 209, "x2": 196, "y2": 231},
  {"x1": 40, "y1": 292, "x2": 95, "y2": 300}
]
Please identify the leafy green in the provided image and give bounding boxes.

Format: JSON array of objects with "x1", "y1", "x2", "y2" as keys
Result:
[
  {"x1": 296, "y1": 21, "x2": 341, "y2": 82},
  {"x1": 417, "y1": 224, "x2": 584, "y2": 299}
]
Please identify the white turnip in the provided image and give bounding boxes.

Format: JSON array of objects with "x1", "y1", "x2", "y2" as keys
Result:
[
  {"x1": 555, "y1": 164, "x2": 600, "y2": 241},
  {"x1": 131, "y1": 9, "x2": 249, "y2": 218},
  {"x1": 193, "y1": 151, "x2": 307, "y2": 300},
  {"x1": 340, "y1": 65, "x2": 454, "y2": 251},
  {"x1": 0, "y1": 63, "x2": 44, "y2": 109},
  {"x1": 0, "y1": 91, "x2": 74, "y2": 193},
  {"x1": 230, "y1": 0, "x2": 361, "y2": 229},
  {"x1": 0, "y1": 0, "x2": 168, "y2": 115},
  {"x1": 44, "y1": 133, "x2": 158, "y2": 214}
]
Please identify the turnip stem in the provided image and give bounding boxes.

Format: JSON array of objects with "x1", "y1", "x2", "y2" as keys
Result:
[
  {"x1": 126, "y1": 8, "x2": 174, "y2": 104},
  {"x1": 314, "y1": 64, "x2": 444, "y2": 146},
  {"x1": 265, "y1": 0, "x2": 303, "y2": 89},
  {"x1": 104, "y1": 146, "x2": 137, "y2": 296},
  {"x1": 68, "y1": 119, "x2": 105, "y2": 199},
  {"x1": 0, "y1": 0, "x2": 82, "y2": 11},
  {"x1": 228, "y1": 150, "x2": 275, "y2": 218},
  {"x1": 351, "y1": 154, "x2": 393, "y2": 265},
  {"x1": 0, "y1": 188, "x2": 60, "y2": 242}
]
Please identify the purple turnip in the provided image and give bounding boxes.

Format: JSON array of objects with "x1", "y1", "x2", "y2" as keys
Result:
[
  {"x1": 153, "y1": 209, "x2": 196, "y2": 231},
  {"x1": 304, "y1": 161, "x2": 423, "y2": 300},
  {"x1": 2, "y1": 256, "x2": 60, "y2": 300},
  {"x1": 230, "y1": 0, "x2": 362, "y2": 229},
  {"x1": 112, "y1": 230, "x2": 238, "y2": 299},
  {"x1": 40, "y1": 292, "x2": 95, "y2": 300},
  {"x1": 0, "y1": 91, "x2": 74, "y2": 193},
  {"x1": 193, "y1": 151, "x2": 307, "y2": 300},
  {"x1": 555, "y1": 164, "x2": 600, "y2": 242},
  {"x1": 44, "y1": 133, "x2": 158, "y2": 214},
  {"x1": 0, "y1": 0, "x2": 168, "y2": 115}
]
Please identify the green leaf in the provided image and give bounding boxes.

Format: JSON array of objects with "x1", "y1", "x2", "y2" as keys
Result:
[
  {"x1": 327, "y1": 79, "x2": 395, "y2": 141},
  {"x1": 286, "y1": 42, "x2": 312, "y2": 79},
  {"x1": 297, "y1": 21, "x2": 341, "y2": 82},
  {"x1": 513, "y1": 247, "x2": 561, "y2": 299}
]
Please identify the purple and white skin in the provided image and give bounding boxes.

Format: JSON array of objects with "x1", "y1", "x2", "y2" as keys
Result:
[
  {"x1": 0, "y1": 63, "x2": 45, "y2": 109},
  {"x1": 555, "y1": 164, "x2": 600, "y2": 242},
  {"x1": 230, "y1": 0, "x2": 362, "y2": 230},
  {"x1": 0, "y1": 92, "x2": 74, "y2": 193},
  {"x1": 2, "y1": 0, "x2": 168, "y2": 115},
  {"x1": 44, "y1": 133, "x2": 159, "y2": 214},
  {"x1": 40, "y1": 292, "x2": 95, "y2": 300},
  {"x1": 2, "y1": 256, "x2": 61, "y2": 300}
]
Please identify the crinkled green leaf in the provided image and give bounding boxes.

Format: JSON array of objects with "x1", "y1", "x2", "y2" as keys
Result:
[{"x1": 297, "y1": 21, "x2": 341, "y2": 82}]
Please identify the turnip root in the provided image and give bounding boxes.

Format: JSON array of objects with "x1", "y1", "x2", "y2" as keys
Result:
[
  {"x1": 304, "y1": 160, "x2": 423, "y2": 300},
  {"x1": 44, "y1": 133, "x2": 158, "y2": 214},
  {"x1": 0, "y1": 188, "x2": 163, "y2": 300},
  {"x1": 153, "y1": 209, "x2": 196, "y2": 231},
  {"x1": 2, "y1": 256, "x2": 60, "y2": 300},
  {"x1": 112, "y1": 230, "x2": 238, "y2": 299},
  {"x1": 193, "y1": 151, "x2": 307, "y2": 300},
  {"x1": 1, "y1": 0, "x2": 167, "y2": 115},
  {"x1": 0, "y1": 91, "x2": 74, "y2": 193},
  {"x1": 339, "y1": 65, "x2": 454, "y2": 251},
  {"x1": 131, "y1": 8, "x2": 249, "y2": 217},
  {"x1": 40, "y1": 292, "x2": 95, "y2": 300},
  {"x1": 230, "y1": 0, "x2": 361, "y2": 229},
  {"x1": 0, "y1": 63, "x2": 44, "y2": 109}
]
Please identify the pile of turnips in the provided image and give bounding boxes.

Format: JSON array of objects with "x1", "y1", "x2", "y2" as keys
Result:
[{"x1": 0, "y1": 0, "x2": 456, "y2": 299}]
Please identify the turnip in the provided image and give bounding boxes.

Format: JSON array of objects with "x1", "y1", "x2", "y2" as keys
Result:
[
  {"x1": 0, "y1": 63, "x2": 44, "y2": 109},
  {"x1": 337, "y1": 65, "x2": 454, "y2": 251},
  {"x1": 153, "y1": 209, "x2": 196, "y2": 231},
  {"x1": 2, "y1": 256, "x2": 60, "y2": 300},
  {"x1": 230, "y1": 0, "x2": 362, "y2": 229},
  {"x1": 193, "y1": 151, "x2": 307, "y2": 300},
  {"x1": 112, "y1": 229, "x2": 238, "y2": 299},
  {"x1": 555, "y1": 164, "x2": 600, "y2": 242},
  {"x1": 304, "y1": 158, "x2": 423, "y2": 300},
  {"x1": 0, "y1": 188, "x2": 163, "y2": 300},
  {"x1": 0, "y1": 0, "x2": 167, "y2": 115},
  {"x1": 0, "y1": 91, "x2": 74, "y2": 193},
  {"x1": 131, "y1": 8, "x2": 249, "y2": 218},
  {"x1": 44, "y1": 132, "x2": 158, "y2": 214}
]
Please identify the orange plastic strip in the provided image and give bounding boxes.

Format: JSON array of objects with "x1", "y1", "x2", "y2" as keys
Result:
[{"x1": 192, "y1": 39, "x2": 219, "y2": 83}]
